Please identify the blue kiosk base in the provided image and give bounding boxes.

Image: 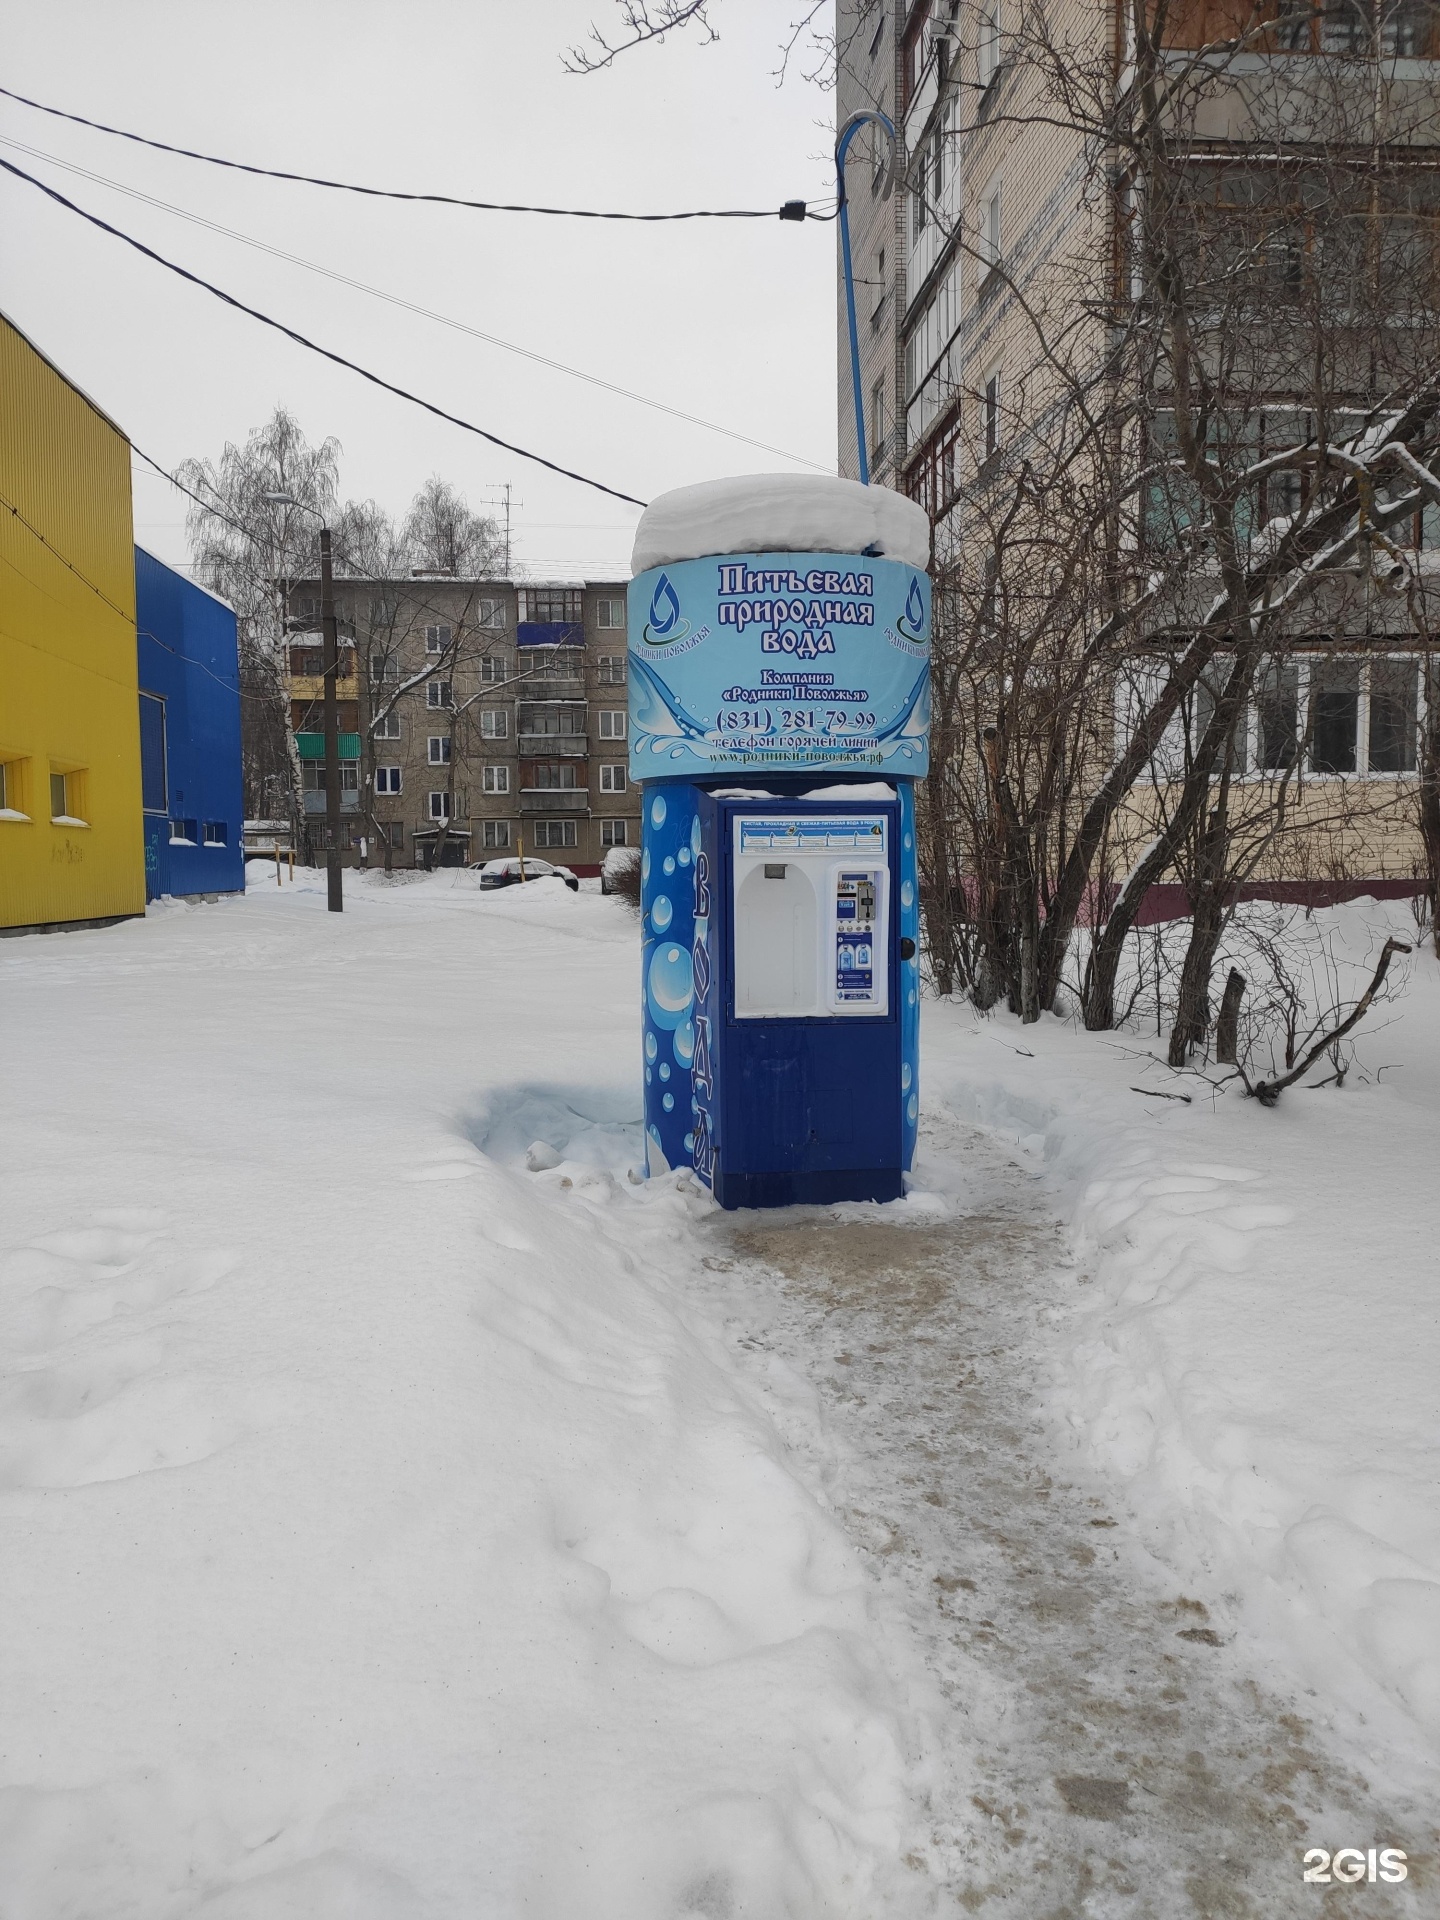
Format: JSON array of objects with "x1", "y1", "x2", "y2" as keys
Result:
[{"x1": 713, "y1": 1165, "x2": 905, "y2": 1210}]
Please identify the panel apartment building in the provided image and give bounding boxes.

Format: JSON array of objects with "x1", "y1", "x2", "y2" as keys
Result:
[
  {"x1": 284, "y1": 577, "x2": 639, "y2": 874},
  {"x1": 840, "y1": 0, "x2": 1440, "y2": 895}
]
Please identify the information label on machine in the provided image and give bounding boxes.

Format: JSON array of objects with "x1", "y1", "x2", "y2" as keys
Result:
[
  {"x1": 834, "y1": 871, "x2": 878, "y2": 1003},
  {"x1": 737, "y1": 816, "x2": 888, "y2": 856}
]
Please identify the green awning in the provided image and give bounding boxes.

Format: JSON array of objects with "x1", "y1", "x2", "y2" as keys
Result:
[{"x1": 296, "y1": 732, "x2": 360, "y2": 761}]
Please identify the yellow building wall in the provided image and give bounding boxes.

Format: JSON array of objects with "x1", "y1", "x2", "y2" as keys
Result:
[{"x1": 0, "y1": 313, "x2": 144, "y2": 929}]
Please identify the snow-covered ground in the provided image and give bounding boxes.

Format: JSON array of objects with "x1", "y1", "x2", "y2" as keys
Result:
[
  {"x1": 928, "y1": 899, "x2": 1440, "y2": 1805},
  {"x1": 2, "y1": 871, "x2": 1436, "y2": 1914},
  {"x1": 0, "y1": 870, "x2": 916, "y2": 1917}
]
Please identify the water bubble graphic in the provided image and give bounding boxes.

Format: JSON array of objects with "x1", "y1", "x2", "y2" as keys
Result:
[
  {"x1": 650, "y1": 794, "x2": 667, "y2": 829},
  {"x1": 659, "y1": 1062, "x2": 671, "y2": 1082},
  {"x1": 651, "y1": 894, "x2": 673, "y2": 932},
  {"x1": 908, "y1": 988, "x2": 917, "y2": 1007},
  {"x1": 641, "y1": 848, "x2": 651, "y2": 884},
  {"x1": 901, "y1": 879, "x2": 915, "y2": 909},
  {"x1": 684, "y1": 1133, "x2": 695, "y2": 1155},
  {"x1": 673, "y1": 1019, "x2": 695, "y2": 1065},
  {"x1": 645, "y1": 1032, "x2": 658, "y2": 1063},
  {"x1": 905, "y1": 833, "x2": 913, "y2": 850},
  {"x1": 690, "y1": 816, "x2": 702, "y2": 856},
  {"x1": 662, "y1": 1093, "x2": 675, "y2": 1112},
  {"x1": 663, "y1": 856, "x2": 675, "y2": 876},
  {"x1": 645, "y1": 1067, "x2": 652, "y2": 1085},
  {"x1": 907, "y1": 1092, "x2": 918, "y2": 1124},
  {"x1": 901, "y1": 1062, "x2": 912, "y2": 1091},
  {"x1": 677, "y1": 846, "x2": 692, "y2": 867},
  {"x1": 646, "y1": 942, "x2": 693, "y2": 1029}
]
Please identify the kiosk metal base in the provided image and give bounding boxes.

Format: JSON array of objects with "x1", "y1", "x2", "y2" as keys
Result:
[{"x1": 712, "y1": 1165, "x2": 905, "y2": 1211}]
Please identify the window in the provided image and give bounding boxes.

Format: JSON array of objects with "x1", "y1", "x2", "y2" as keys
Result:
[
  {"x1": 480, "y1": 651, "x2": 510, "y2": 684},
  {"x1": 290, "y1": 647, "x2": 325, "y2": 677},
  {"x1": 595, "y1": 597, "x2": 626, "y2": 628},
  {"x1": 597, "y1": 655, "x2": 627, "y2": 685},
  {"x1": 293, "y1": 595, "x2": 318, "y2": 620},
  {"x1": 428, "y1": 737, "x2": 451, "y2": 765},
  {"x1": 203, "y1": 821, "x2": 228, "y2": 847},
  {"x1": 370, "y1": 594, "x2": 398, "y2": 626},
  {"x1": 139, "y1": 692, "x2": 167, "y2": 815},
  {"x1": 381, "y1": 822, "x2": 404, "y2": 849},
  {"x1": 599, "y1": 764, "x2": 627, "y2": 793},
  {"x1": 1257, "y1": 661, "x2": 1300, "y2": 770},
  {"x1": 529, "y1": 764, "x2": 581, "y2": 790},
  {"x1": 1268, "y1": 468, "x2": 1304, "y2": 524},
  {"x1": 600, "y1": 818, "x2": 629, "y2": 847},
  {"x1": 369, "y1": 653, "x2": 400, "y2": 684},
  {"x1": 427, "y1": 680, "x2": 453, "y2": 708},
  {"x1": 482, "y1": 820, "x2": 511, "y2": 849},
  {"x1": 425, "y1": 624, "x2": 452, "y2": 654},
  {"x1": 519, "y1": 704, "x2": 585, "y2": 737},
  {"x1": 913, "y1": 173, "x2": 928, "y2": 241},
  {"x1": 302, "y1": 763, "x2": 359, "y2": 793},
  {"x1": 598, "y1": 710, "x2": 627, "y2": 740},
  {"x1": 983, "y1": 367, "x2": 1002, "y2": 460},
  {"x1": 980, "y1": 182, "x2": 1002, "y2": 274},
  {"x1": 526, "y1": 588, "x2": 584, "y2": 623},
  {"x1": 1369, "y1": 660, "x2": 1419, "y2": 772},
  {"x1": 0, "y1": 759, "x2": 23, "y2": 817},
  {"x1": 483, "y1": 765, "x2": 510, "y2": 794},
  {"x1": 50, "y1": 769, "x2": 85, "y2": 823},
  {"x1": 476, "y1": 599, "x2": 507, "y2": 628},
  {"x1": 376, "y1": 766, "x2": 403, "y2": 794},
  {"x1": 428, "y1": 791, "x2": 450, "y2": 820},
  {"x1": 170, "y1": 817, "x2": 198, "y2": 845},
  {"x1": 533, "y1": 820, "x2": 578, "y2": 849},
  {"x1": 1310, "y1": 661, "x2": 1360, "y2": 773},
  {"x1": 978, "y1": 0, "x2": 1001, "y2": 86},
  {"x1": 373, "y1": 711, "x2": 402, "y2": 739},
  {"x1": 1382, "y1": 0, "x2": 1436, "y2": 53},
  {"x1": 871, "y1": 376, "x2": 887, "y2": 467},
  {"x1": 480, "y1": 709, "x2": 509, "y2": 740},
  {"x1": 869, "y1": 11, "x2": 885, "y2": 58}
]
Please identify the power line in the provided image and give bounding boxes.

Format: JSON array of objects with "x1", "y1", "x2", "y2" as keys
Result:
[
  {"x1": 0, "y1": 153, "x2": 648, "y2": 509},
  {"x1": 0, "y1": 82, "x2": 815, "y2": 224},
  {"x1": 0, "y1": 133, "x2": 830, "y2": 472}
]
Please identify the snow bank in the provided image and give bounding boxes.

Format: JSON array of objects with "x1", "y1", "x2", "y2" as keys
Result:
[
  {"x1": 631, "y1": 474, "x2": 932, "y2": 574},
  {"x1": 0, "y1": 870, "x2": 916, "y2": 1917},
  {"x1": 924, "y1": 900, "x2": 1440, "y2": 1796}
]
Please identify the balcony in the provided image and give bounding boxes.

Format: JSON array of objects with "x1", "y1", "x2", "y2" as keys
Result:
[
  {"x1": 289, "y1": 673, "x2": 358, "y2": 702},
  {"x1": 520, "y1": 789, "x2": 589, "y2": 814},
  {"x1": 518, "y1": 733, "x2": 587, "y2": 757},
  {"x1": 302, "y1": 791, "x2": 360, "y2": 815}
]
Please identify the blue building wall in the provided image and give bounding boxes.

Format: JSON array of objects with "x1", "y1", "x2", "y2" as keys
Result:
[{"x1": 135, "y1": 547, "x2": 244, "y2": 900}]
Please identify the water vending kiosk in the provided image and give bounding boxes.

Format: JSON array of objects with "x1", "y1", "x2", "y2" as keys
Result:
[{"x1": 629, "y1": 477, "x2": 932, "y2": 1208}]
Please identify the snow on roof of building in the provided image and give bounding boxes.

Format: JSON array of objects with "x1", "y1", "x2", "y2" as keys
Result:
[{"x1": 631, "y1": 475, "x2": 931, "y2": 576}]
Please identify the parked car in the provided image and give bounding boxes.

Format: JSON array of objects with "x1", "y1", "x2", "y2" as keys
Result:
[
  {"x1": 600, "y1": 845, "x2": 642, "y2": 896},
  {"x1": 473, "y1": 855, "x2": 579, "y2": 893}
]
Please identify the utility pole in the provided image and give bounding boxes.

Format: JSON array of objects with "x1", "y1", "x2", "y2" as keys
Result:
[{"x1": 319, "y1": 525, "x2": 343, "y2": 913}]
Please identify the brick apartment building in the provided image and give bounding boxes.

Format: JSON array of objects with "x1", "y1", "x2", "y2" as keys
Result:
[{"x1": 284, "y1": 577, "x2": 639, "y2": 875}]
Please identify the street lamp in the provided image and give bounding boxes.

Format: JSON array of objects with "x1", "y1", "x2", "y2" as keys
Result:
[{"x1": 266, "y1": 493, "x2": 343, "y2": 913}]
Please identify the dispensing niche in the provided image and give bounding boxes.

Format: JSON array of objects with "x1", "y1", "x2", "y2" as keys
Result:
[{"x1": 735, "y1": 860, "x2": 818, "y2": 1016}]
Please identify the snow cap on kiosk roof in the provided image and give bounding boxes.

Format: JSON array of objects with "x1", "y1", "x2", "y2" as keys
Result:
[{"x1": 630, "y1": 473, "x2": 931, "y2": 575}]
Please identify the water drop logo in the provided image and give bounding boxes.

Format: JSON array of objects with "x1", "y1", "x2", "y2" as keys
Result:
[
  {"x1": 897, "y1": 573, "x2": 928, "y2": 643},
  {"x1": 643, "y1": 570, "x2": 690, "y2": 645}
]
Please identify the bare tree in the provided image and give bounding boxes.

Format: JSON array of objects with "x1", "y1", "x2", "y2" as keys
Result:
[
  {"x1": 402, "y1": 477, "x2": 504, "y2": 580},
  {"x1": 918, "y1": 0, "x2": 1440, "y2": 1055},
  {"x1": 178, "y1": 409, "x2": 340, "y2": 828}
]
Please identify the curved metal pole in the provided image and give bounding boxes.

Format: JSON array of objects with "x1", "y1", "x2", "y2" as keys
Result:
[{"x1": 835, "y1": 109, "x2": 897, "y2": 487}]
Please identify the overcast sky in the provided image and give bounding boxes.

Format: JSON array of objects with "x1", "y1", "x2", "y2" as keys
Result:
[{"x1": 0, "y1": 0, "x2": 839, "y2": 584}]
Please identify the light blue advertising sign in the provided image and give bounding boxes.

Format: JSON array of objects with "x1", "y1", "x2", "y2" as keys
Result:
[{"x1": 628, "y1": 552, "x2": 930, "y2": 780}]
